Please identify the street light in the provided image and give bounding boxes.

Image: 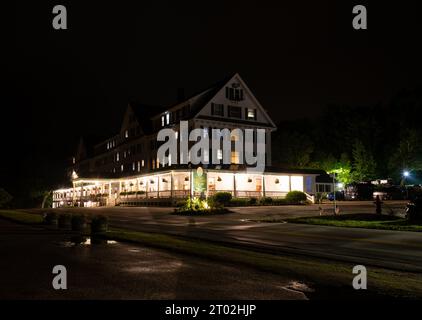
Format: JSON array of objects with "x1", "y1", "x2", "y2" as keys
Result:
[{"x1": 403, "y1": 170, "x2": 410, "y2": 199}]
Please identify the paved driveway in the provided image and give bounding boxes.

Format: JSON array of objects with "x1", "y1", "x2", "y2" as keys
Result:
[
  {"x1": 25, "y1": 201, "x2": 422, "y2": 272},
  {"x1": 0, "y1": 219, "x2": 305, "y2": 299}
]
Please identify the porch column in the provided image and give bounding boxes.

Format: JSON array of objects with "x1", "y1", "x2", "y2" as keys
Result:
[
  {"x1": 157, "y1": 175, "x2": 160, "y2": 198},
  {"x1": 262, "y1": 174, "x2": 266, "y2": 198},
  {"x1": 72, "y1": 181, "x2": 76, "y2": 206},
  {"x1": 170, "y1": 172, "x2": 174, "y2": 199},
  {"x1": 233, "y1": 173, "x2": 237, "y2": 198}
]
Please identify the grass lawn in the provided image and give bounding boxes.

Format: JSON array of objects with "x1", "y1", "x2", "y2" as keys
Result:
[
  {"x1": 0, "y1": 210, "x2": 43, "y2": 224},
  {"x1": 105, "y1": 228, "x2": 422, "y2": 299},
  {"x1": 287, "y1": 213, "x2": 422, "y2": 232}
]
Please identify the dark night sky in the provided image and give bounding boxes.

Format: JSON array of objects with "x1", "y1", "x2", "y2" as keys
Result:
[{"x1": 4, "y1": 1, "x2": 422, "y2": 193}]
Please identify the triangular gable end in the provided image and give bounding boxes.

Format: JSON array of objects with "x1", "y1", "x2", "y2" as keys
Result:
[{"x1": 193, "y1": 73, "x2": 277, "y2": 129}]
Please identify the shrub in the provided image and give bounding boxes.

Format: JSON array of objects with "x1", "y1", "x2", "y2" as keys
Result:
[
  {"x1": 44, "y1": 212, "x2": 58, "y2": 226},
  {"x1": 58, "y1": 213, "x2": 72, "y2": 229},
  {"x1": 210, "y1": 192, "x2": 232, "y2": 207},
  {"x1": 71, "y1": 214, "x2": 87, "y2": 232},
  {"x1": 229, "y1": 198, "x2": 250, "y2": 206},
  {"x1": 285, "y1": 191, "x2": 307, "y2": 204},
  {"x1": 91, "y1": 215, "x2": 108, "y2": 234},
  {"x1": 272, "y1": 198, "x2": 289, "y2": 205},
  {"x1": 259, "y1": 197, "x2": 273, "y2": 205},
  {"x1": 249, "y1": 197, "x2": 258, "y2": 205}
]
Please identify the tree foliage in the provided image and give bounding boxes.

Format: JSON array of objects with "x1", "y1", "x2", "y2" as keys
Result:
[{"x1": 0, "y1": 188, "x2": 13, "y2": 208}]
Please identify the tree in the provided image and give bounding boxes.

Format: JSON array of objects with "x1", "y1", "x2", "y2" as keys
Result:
[
  {"x1": 388, "y1": 129, "x2": 422, "y2": 179},
  {"x1": 316, "y1": 152, "x2": 352, "y2": 185},
  {"x1": 0, "y1": 188, "x2": 13, "y2": 208},
  {"x1": 273, "y1": 131, "x2": 314, "y2": 168},
  {"x1": 351, "y1": 139, "x2": 376, "y2": 182}
]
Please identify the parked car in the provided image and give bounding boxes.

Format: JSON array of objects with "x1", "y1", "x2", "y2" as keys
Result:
[
  {"x1": 344, "y1": 182, "x2": 374, "y2": 200},
  {"x1": 327, "y1": 191, "x2": 345, "y2": 201},
  {"x1": 405, "y1": 197, "x2": 422, "y2": 220},
  {"x1": 373, "y1": 185, "x2": 405, "y2": 200}
]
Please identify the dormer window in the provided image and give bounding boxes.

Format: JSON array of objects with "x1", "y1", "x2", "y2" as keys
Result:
[{"x1": 225, "y1": 85, "x2": 244, "y2": 101}]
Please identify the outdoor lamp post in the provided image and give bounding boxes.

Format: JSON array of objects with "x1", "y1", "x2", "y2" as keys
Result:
[{"x1": 403, "y1": 170, "x2": 410, "y2": 199}]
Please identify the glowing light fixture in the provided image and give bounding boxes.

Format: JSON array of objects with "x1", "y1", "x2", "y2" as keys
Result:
[
  {"x1": 71, "y1": 170, "x2": 78, "y2": 180},
  {"x1": 403, "y1": 171, "x2": 410, "y2": 177}
]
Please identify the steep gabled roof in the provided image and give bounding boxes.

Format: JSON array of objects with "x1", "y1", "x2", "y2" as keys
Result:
[
  {"x1": 150, "y1": 73, "x2": 237, "y2": 121},
  {"x1": 128, "y1": 102, "x2": 167, "y2": 135}
]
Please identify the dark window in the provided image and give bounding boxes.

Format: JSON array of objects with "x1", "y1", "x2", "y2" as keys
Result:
[
  {"x1": 211, "y1": 103, "x2": 224, "y2": 116},
  {"x1": 225, "y1": 86, "x2": 244, "y2": 101},
  {"x1": 228, "y1": 105, "x2": 242, "y2": 118}
]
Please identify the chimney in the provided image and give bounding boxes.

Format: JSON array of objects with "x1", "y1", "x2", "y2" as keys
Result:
[{"x1": 177, "y1": 88, "x2": 185, "y2": 103}]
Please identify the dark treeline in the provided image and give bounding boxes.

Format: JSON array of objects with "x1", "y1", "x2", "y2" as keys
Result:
[{"x1": 272, "y1": 89, "x2": 422, "y2": 185}]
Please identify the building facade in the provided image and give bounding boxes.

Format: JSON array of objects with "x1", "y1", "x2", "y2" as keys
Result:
[{"x1": 53, "y1": 74, "x2": 322, "y2": 207}]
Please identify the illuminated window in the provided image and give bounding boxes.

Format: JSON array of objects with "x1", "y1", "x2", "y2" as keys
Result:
[
  {"x1": 231, "y1": 130, "x2": 240, "y2": 141},
  {"x1": 152, "y1": 159, "x2": 156, "y2": 169},
  {"x1": 161, "y1": 116, "x2": 165, "y2": 127},
  {"x1": 231, "y1": 151, "x2": 240, "y2": 164},
  {"x1": 290, "y1": 176, "x2": 304, "y2": 192},
  {"x1": 141, "y1": 160, "x2": 145, "y2": 167},
  {"x1": 125, "y1": 130, "x2": 129, "y2": 138},
  {"x1": 168, "y1": 154, "x2": 172, "y2": 166},
  {"x1": 132, "y1": 162, "x2": 136, "y2": 171},
  {"x1": 166, "y1": 113, "x2": 170, "y2": 125},
  {"x1": 247, "y1": 108, "x2": 256, "y2": 120},
  {"x1": 203, "y1": 127, "x2": 208, "y2": 138},
  {"x1": 137, "y1": 161, "x2": 141, "y2": 172},
  {"x1": 217, "y1": 149, "x2": 223, "y2": 160},
  {"x1": 116, "y1": 152, "x2": 120, "y2": 162},
  {"x1": 121, "y1": 164, "x2": 124, "y2": 172}
]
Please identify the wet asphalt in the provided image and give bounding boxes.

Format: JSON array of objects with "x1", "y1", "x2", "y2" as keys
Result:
[{"x1": 0, "y1": 219, "x2": 306, "y2": 300}]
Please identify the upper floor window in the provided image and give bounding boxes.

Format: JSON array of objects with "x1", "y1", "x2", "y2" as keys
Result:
[
  {"x1": 231, "y1": 151, "x2": 240, "y2": 164},
  {"x1": 125, "y1": 130, "x2": 129, "y2": 138},
  {"x1": 166, "y1": 113, "x2": 170, "y2": 125},
  {"x1": 228, "y1": 105, "x2": 242, "y2": 118},
  {"x1": 247, "y1": 108, "x2": 257, "y2": 120},
  {"x1": 225, "y1": 86, "x2": 244, "y2": 101},
  {"x1": 161, "y1": 116, "x2": 165, "y2": 127},
  {"x1": 211, "y1": 103, "x2": 224, "y2": 116}
]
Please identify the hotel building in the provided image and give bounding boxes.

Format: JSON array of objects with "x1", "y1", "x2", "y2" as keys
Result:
[{"x1": 53, "y1": 74, "x2": 325, "y2": 208}]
